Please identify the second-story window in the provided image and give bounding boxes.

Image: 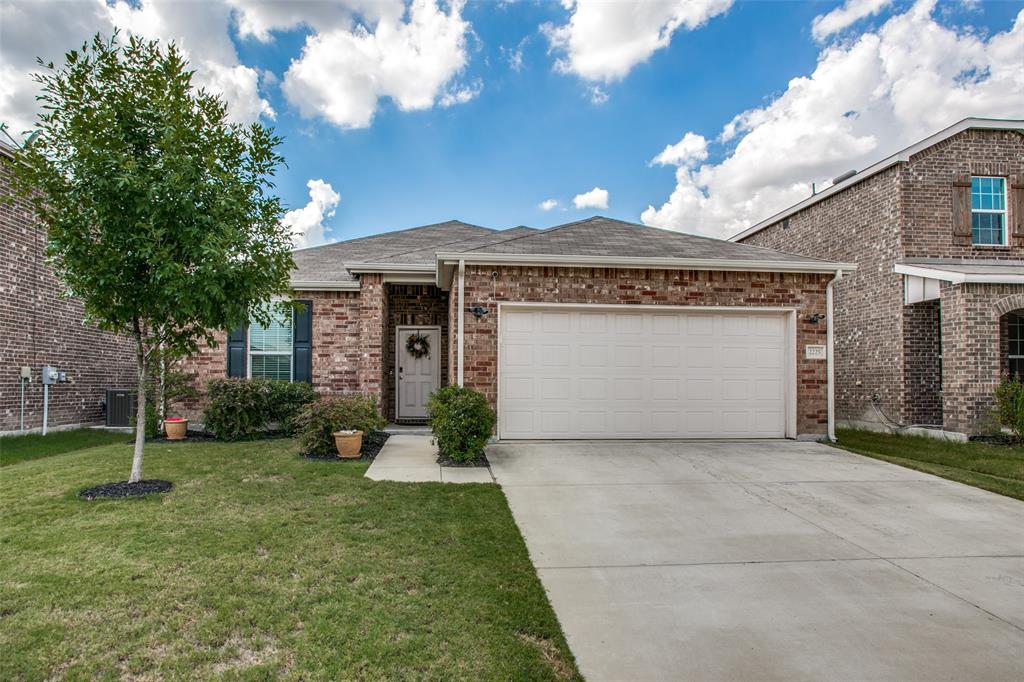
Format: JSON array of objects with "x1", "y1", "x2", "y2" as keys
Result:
[{"x1": 971, "y1": 176, "x2": 1007, "y2": 246}]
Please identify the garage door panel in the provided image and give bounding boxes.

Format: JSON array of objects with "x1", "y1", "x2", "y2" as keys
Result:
[{"x1": 499, "y1": 308, "x2": 788, "y2": 439}]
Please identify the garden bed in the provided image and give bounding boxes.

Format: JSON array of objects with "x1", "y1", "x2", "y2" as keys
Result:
[
  {"x1": 437, "y1": 452, "x2": 489, "y2": 468},
  {"x1": 300, "y1": 430, "x2": 390, "y2": 462}
]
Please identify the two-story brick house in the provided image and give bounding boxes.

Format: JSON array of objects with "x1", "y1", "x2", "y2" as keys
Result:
[{"x1": 734, "y1": 118, "x2": 1024, "y2": 437}]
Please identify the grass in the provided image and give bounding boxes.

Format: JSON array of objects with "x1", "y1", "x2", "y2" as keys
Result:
[
  {"x1": 0, "y1": 439, "x2": 580, "y2": 680},
  {"x1": 833, "y1": 428, "x2": 1024, "y2": 501},
  {"x1": 0, "y1": 428, "x2": 130, "y2": 466}
]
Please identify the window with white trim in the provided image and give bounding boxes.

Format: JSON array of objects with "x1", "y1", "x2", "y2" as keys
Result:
[
  {"x1": 248, "y1": 303, "x2": 293, "y2": 381},
  {"x1": 971, "y1": 176, "x2": 1007, "y2": 246},
  {"x1": 1008, "y1": 312, "x2": 1024, "y2": 380}
]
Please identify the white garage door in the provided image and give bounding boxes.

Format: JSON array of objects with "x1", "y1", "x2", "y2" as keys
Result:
[{"x1": 498, "y1": 306, "x2": 791, "y2": 439}]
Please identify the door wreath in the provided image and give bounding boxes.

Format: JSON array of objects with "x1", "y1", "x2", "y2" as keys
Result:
[{"x1": 406, "y1": 332, "x2": 430, "y2": 359}]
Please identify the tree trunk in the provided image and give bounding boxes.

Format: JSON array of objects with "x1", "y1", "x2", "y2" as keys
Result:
[{"x1": 130, "y1": 332, "x2": 147, "y2": 484}]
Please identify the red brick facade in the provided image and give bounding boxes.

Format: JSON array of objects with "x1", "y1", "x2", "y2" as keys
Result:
[
  {"x1": 1, "y1": 153, "x2": 137, "y2": 434},
  {"x1": 741, "y1": 127, "x2": 1024, "y2": 434},
  {"x1": 454, "y1": 265, "x2": 830, "y2": 436}
]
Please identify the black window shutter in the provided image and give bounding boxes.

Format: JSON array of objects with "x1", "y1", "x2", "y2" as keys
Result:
[
  {"x1": 293, "y1": 300, "x2": 313, "y2": 384},
  {"x1": 227, "y1": 326, "x2": 247, "y2": 378}
]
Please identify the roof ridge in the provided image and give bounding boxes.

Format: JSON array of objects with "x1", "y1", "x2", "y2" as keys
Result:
[{"x1": 459, "y1": 215, "x2": 610, "y2": 253}]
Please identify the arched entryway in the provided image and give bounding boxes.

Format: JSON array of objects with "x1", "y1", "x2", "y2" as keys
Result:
[{"x1": 1000, "y1": 310, "x2": 1024, "y2": 379}]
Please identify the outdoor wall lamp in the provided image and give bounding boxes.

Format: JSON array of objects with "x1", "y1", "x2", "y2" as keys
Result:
[
  {"x1": 806, "y1": 313, "x2": 826, "y2": 324},
  {"x1": 468, "y1": 306, "x2": 490, "y2": 319}
]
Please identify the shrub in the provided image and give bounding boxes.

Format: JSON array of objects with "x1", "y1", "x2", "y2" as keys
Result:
[
  {"x1": 267, "y1": 381, "x2": 318, "y2": 436},
  {"x1": 203, "y1": 378, "x2": 274, "y2": 440},
  {"x1": 427, "y1": 385, "x2": 495, "y2": 463},
  {"x1": 294, "y1": 395, "x2": 386, "y2": 455},
  {"x1": 994, "y1": 377, "x2": 1024, "y2": 442}
]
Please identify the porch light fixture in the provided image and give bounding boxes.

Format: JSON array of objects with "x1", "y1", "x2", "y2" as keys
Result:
[
  {"x1": 468, "y1": 306, "x2": 490, "y2": 320},
  {"x1": 806, "y1": 313, "x2": 826, "y2": 324}
]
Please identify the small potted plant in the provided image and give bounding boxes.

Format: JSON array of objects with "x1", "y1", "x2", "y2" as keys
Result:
[
  {"x1": 332, "y1": 429, "x2": 363, "y2": 458},
  {"x1": 164, "y1": 417, "x2": 188, "y2": 440}
]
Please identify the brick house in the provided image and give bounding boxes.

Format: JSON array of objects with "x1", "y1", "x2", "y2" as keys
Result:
[
  {"x1": 733, "y1": 118, "x2": 1024, "y2": 437},
  {"x1": 1, "y1": 142, "x2": 137, "y2": 435},
  {"x1": 178, "y1": 216, "x2": 853, "y2": 440}
]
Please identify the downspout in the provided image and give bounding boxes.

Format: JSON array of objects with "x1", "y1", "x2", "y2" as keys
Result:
[
  {"x1": 457, "y1": 259, "x2": 465, "y2": 387},
  {"x1": 827, "y1": 269, "x2": 844, "y2": 442}
]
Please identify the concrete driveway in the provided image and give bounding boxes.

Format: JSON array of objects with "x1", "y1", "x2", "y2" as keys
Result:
[{"x1": 488, "y1": 440, "x2": 1024, "y2": 682}]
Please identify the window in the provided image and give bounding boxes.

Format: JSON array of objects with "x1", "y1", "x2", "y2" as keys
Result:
[
  {"x1": 971, "y1": 176, "x2": 1007, "y2": 246},
  {"x1": 249, "y1": 303, "x2": 293, "y2": 381},
  {"x1": 1009, "y1": 313, "x2": 1024, "y2": 380}
]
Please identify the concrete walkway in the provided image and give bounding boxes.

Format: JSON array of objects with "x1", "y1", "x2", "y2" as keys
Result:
[
  {"x1": 365, "y1": 434, "x2": 493, "y2": 483},
  {"x1": 489, "y1": 440, "x2": 1024, "y2": 682}
]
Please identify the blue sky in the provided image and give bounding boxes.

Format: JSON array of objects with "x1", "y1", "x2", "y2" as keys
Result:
[{"x1": 2, "y1": 1, "x2": 1023, "y2": 244}]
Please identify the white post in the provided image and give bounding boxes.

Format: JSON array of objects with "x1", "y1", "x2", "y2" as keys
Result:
[
  {"x1": 826, "y1": 269, "x2": 843, "y2": 442},
  {"x1": 42, "y1": 383, "x2": 49, "y2": 436},
  {"x1": 457, "y1": 259, "x2": 465, "y2": 387}
]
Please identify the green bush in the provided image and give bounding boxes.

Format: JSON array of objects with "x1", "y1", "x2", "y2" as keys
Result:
[
  {"x1": 203, "y1": 378, "x2": 274, "y2": 440},
  {"x1": 994, "y1": 377, "x2": 1024, "y2": 442},
  {"x1": 294, "y1": 395, "x2": 386, "y2": 456},
  {"x1": 267, "y1": 381, "x2": 318, "y2": 436},
  {"x1": 427, "y1": 385, "x2": 495, "y2": 463},
  {"x1": 131, "y1": 403, "x2": 160, "y2": 439}
]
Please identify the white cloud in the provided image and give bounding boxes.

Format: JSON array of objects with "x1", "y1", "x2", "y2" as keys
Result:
[
  {"x1": 227, "y1": 0, "x2": 365, "y2": 42},
  {"x1": 642, "y1": 0, "x2": 1024, "y2": 239},
  {"x1": 282, "y1": 0, "x2": 474, "y2": 129},
  {"x1": 439, "y1": 79, "x2": 482, "y2": 107},
  {"x1": 651, "y1": 132, "x2": 708, "y2": 167},
  {"x1": 542, "y1": 0, "x2": 733, "y2": 83},
  {"x1": 538, "y1": 199, "x2": 559, "y2": 211},
  {"x1": 502, "y1": 36, "x2": 528, "y2": 72},
  {"x1": 573, "y1": 187, "x2": 609, "y2": 210},
  {"x1": 587, "y1": 85, "x2": 609, "y2": 105},
  {"x1": 812, "y1": 0, "x2": 893, "y2": 41},
  {"x1": 0, "y1": 0, "x2": 272, "y2": 139},
  {"x1": 285, "y1": 179, "x2": 341, "y2": 249}
]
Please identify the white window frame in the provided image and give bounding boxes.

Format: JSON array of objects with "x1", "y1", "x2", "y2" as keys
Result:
[
  {"x1": 247, "y1": 302, "x2": 294, "y2": 382},
  {"x1": 971, "y1": 176, "x2": 1008, "y2": 247}
]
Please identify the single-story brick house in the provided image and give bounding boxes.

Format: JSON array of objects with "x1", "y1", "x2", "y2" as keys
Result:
[
  {"x1": 179, "y1": 216, "x2": 854, "y2": 440},
  {"x1": 733, "y1": 118, "x2": 1024, "y2": 438}
]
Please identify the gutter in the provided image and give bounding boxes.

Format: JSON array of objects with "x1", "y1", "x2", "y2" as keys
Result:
[
  {"x1": 826, "y1": 269, "x2": 843, "y2": 443},
  {"x1": 290, "y1": 280, "x2": 360, "y2": 292}
]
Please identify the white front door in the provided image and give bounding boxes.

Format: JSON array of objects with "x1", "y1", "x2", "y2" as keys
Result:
[
  {"x1": 498, "y1": 306, "x2": 793, "y2": 439},
  {"x1": 396, "y1": 326, "x2": 441, "y2": 420}
]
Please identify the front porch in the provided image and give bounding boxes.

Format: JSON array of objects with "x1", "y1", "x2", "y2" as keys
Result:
[
  {"x1": 381, "y1": 283, "x2": 450, "y2": 423},
  {"x1": 899, "y1": 259, "x2": 1024, "y2": 434}
]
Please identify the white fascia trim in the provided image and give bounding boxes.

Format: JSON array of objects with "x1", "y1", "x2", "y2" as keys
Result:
[
  {"x1": 730, "y1": 118, "x2": 1024, "y2": 243},
  {"x1": 290, "y1": 280, "x2": 360, "y2": 291},
  {"x1": 344, "y1": 262, "x2": 436, "y2": 274},
  {"x1": 436, "y1": 252, "x2": 857, "y2": 274},
  {"x1": 894, "y1": 263, "x2": 1024, "y2": 284}
]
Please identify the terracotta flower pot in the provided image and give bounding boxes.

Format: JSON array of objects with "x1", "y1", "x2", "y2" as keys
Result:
[
  {"x1": 333, "y1": 430, "x2": 364, "y2": 458},
  {"x1": 165, "y1": 418, "x2": 188, "y2": 440}
]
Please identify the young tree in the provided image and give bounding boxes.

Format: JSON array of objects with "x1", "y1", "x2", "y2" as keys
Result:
[{"x1": 12, "y1": 33, "x2": 294, "y2": 484}]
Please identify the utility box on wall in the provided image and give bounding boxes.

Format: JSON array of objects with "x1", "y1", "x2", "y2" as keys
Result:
[{"x1": 105, "y1": 389, "x2": 136, "y2": 427}]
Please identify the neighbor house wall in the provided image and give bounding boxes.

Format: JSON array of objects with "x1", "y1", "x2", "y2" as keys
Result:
[
  {"x1": 457, "y1": 265, "x2": 830, "y2": 436},
  {"x1": 740, "y1": 166, "x2": 905, "y2": 427},
  {"x1": 1, "y1": 152, "x2": 136, "y2": 434}
]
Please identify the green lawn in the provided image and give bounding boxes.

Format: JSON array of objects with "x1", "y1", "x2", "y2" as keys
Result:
[
  {"x1": 0, "y1": 439, "x2": 579, "y2": 681},
  {"x1": 0, "y1": 428, "x2": 130, "y2": 466},
  {"x1": 833, "y1": 428, "x2": 1024, "y2": 501}
]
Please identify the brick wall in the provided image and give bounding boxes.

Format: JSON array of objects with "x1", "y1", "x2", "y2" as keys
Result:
[
  {"x1": 1, "y1": 154, "x2": 137, "y2": 433},
  {"x1": 902, "y1": 300, "x2": 942, "y2": 426},
  {"x1": 741, "y1": 166, "x2": 904, "y2": 426},
  {"x1": 942, "y1": 284, "x2": 1024, "y2": 433},
  {"x1": 902, "y1": 129, "x2": 1024, "y2": 259},
  {"x1": 385, "y1": 284, "x2": 449, "y2": 421},
  {"x1": 175, "y1": 289, "x2": 365, "y2": 421},
  {"x1": 458, "y1": 265, "x2": 829, "y2": 435}
]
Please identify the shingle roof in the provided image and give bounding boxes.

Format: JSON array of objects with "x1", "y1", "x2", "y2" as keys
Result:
[
  {"x1": 291, "y1": 220, "x2": 496, "y2": 282},
  {"x1": 290, "y1": 216, "x2": 840, "y2": 285},
  {"x1": 456, "y1": 216, "x2": 831, "y2": 264}
]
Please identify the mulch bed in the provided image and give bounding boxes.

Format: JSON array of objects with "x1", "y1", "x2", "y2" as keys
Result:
[
  {"x1": 146, "y1": 429, "x2": 219, "y2": 444},
  {"x1": 968, "y1": 433, "x2": 1016, "y2": 446},
  {"x1": 79, "y1": 480, "x2": 173, "y2": 501},
  {"x1": 300, "y1": 430, "x2": 391, "y2": 462},
  {"x1": 437, "y1": 453, "x2": 489, "y2": 468}
]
